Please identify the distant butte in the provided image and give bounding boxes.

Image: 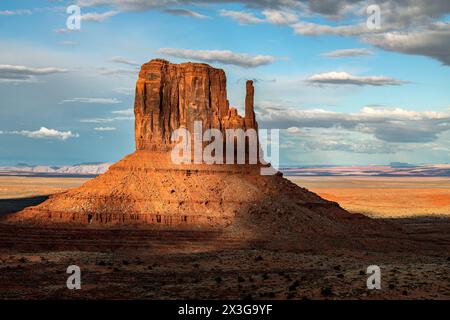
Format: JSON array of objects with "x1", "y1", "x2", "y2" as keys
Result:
[{"x1": 7, "y1": 59, "x2": 378, "y2": 240}]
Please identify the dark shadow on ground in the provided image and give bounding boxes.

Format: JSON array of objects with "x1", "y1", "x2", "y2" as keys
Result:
[{"x1": 0, "y1": 196, "x2": 49, "y2": 215}]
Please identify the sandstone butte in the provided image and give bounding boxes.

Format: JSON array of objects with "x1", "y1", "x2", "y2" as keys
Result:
[{"x1": 7, "y1": 59, "x2": 378, "y2": 239}]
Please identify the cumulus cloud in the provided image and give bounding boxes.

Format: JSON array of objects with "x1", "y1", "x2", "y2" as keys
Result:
[
  {"x1": 284, "y1": 129, "x2": 399, "y2": 154},
  {"x1": 307, "y1": 71, "x2": 408, "y2": 86},
  {"x1": 156, "y1": 48, "x2": 274, "y2": 67},
  {"x1": 162, "y1": 8, "x2": 209, "y2": 19},
  {"x1": 257, "y1": 103, "x2": 450, "y2": 143},
  {"x1": 220, "y1": 8, "x2": 297, "y2": 25},
  {"x1": 291, "y1": 22, "x2": 370, "y2": 36},
  {"x1": 60, "y1": 98, "x2": 121, "y2": 104},
  {"x1": 256, "y1": 102, "x2": 450, "y2": 143},
  {"x1": 75, "y1": 0, "x2": 450, "y2": 25},
  {"x1": 288, "y1": 2, "x2": 450, "y2": 65},
  {"x1": 81, "y1": 11, "x2": 119, "y2": 22},
  {"x1": 321, "y1": 48, "x2": 373, "y2": 58},
  {"x1": 73, "y1": 0, "x2": 360, "y2": 18},
  {"x1": 0, "y1": 65, "x2": 68, "y2": 83},
  {"x1": 77, "y1": 0, "x2": 178, "y2": 11},
  {"x1": 364, "y1": 22, "x2": 450, "y2": 66},
  {"x1": 73, "y1": 1, "x2": 450, "y2": 65},
  {"x1": 0, "y1": 127, "x2": 79, "y2": 140},
  {"x1": 219, "y1": 10, "x2": 264, "y2": 24},
  {"x1": 262, "y1": 9, "x2": 298, "y2": 25},
  {"x1": 109, "y1": 56, "x2": 139, "y2": 66}
]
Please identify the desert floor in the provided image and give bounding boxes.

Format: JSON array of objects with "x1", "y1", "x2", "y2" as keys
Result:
[
  {"x1": 289, "y1": 176, "x2": 450, "y2": 218},
  {"x1": 0, "y1": 176, "x2": 449, "y2": 299}
]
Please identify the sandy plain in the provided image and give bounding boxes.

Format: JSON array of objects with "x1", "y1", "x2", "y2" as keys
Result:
[{"x1": 289, "y1": 176, "x2": 450, "y2": 218}]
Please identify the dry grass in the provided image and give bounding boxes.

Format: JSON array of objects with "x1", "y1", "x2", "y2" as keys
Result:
[{"x1": 289, "y1": 176, "x2": 450, "y2": 218}]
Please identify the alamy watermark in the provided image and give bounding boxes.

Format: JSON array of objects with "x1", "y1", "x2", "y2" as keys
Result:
[
  {"x1": 66, "y1": 265, "x2": 81, "y2": 290},
  {"x1": 170, "y1": 121, "x2": 279, "y2": 175},
  {"x1": 366, "y1": 265, "x2": 381, "y2": 290},
  {"x1": 66, "y1": 5, "x2": 81, "y2": 31},
  {"x1": 366, "y1": 4, "x2": 381, "y2": 30}
]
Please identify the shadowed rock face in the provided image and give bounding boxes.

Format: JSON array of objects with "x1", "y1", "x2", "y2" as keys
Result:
[{"x1": 135, "y1": 59, "x2": 255, "y2": 151}]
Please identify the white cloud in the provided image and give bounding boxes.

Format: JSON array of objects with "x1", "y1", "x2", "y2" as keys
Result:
[
  {"x1": 112, "y1": 108, "x2": 134, "y2": 115},
  {"x1": 219, "y1": 10, "x2": 264, "y2": 24},
  {"x1": 157, "y1": 48, "x2": 274, "y2": 68},
  {"x1": 162, "y1": 8, "x2": 209, "y2": 19},
  {"x1": 97, "y1": 67, "x2": 137, "y2": 77},
  {"x1": 321, "y1": 48, "x2": 373, "y2": 58},
  {"x1": 360, "y1": 106, "x2": 447, "y2": 120},
  {"x1": 286, "y1": 126, "x2": 301, "y2": 133},
  {"x1": 258, "y1": 103, "x2": 450, "y2": 143},
  {"x1": 291, "y1": 22, "x2": 369, "y2": 36},
  {"x1": 220, "y1": 8, "x2": 297, "y2": 25},
  {"x1": 80, "y1": 108, "x2": 134, "y2": 123},
  {"x1": 80, "y1": 116, "x2": 133, "y2": 123},
  {"x1": 307, "y1": 71, "x2": 408, "y2": 86},
  {"x1": 109, "y1": 56, "x2": 139, "y2": 66},
  {"x1": 0, "y1": 9, "x2": 32, "y2": 15},
  {"x1": 60, "y1": 98, "x2": 122, "y2": 104},
  {"x1": 75, "y1": 0, "x2": 450, "y2": 27},
  {"x1": 77, "y1": 0, "x2": 175, "y2": 11},
  {"x1": 0, "y1": 64, "x2": 68, "y2": 83},
  {"x1": 284, "y1": 128, "x2": 398, "y2": 154},
  {"x1": 67, "y1": 1, "x2": 450, "y2": 70},
  {"x1": 262, "y1": 9, "x2": 297, "y2": 25},
  {"x1": 364, "y1": 22, "x2": 450, "y2": 66},
  {"x1": 81, "y1": 11, "x2": 119, "y2": 22},
  {"x1": 94, "y1": 127, "x2": 116, "y2": 131},
  {"x1": 1, "y1": 127, "x2": 79, "y2": 140}
]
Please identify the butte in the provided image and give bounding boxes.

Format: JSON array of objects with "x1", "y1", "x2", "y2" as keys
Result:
[{"x1": 7, "y1": 59, "x2": 378, "y2": 241}]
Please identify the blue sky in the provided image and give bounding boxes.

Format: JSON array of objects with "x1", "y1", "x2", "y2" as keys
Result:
[{"x1": 1, "y1": 0, "x2": 450, "y2": 166}]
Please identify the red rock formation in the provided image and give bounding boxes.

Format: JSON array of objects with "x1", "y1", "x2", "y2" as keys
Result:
[
  {"x1": 244, "y1": 80, "x2": 256, "y2": 129},
  {"x1": 7, "y1": 59, "x2": 376, "y2": 239},
  {"x1": 135, "y1": 59, "x2": 258, "y2": 152},
  {"x1": 135, "y1": 59, "x2": 231, "y2": 151}
]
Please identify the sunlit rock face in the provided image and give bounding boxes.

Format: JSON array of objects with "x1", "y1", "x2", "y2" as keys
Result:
[{"x1": 135, "y1": 59, "x2": 255, "y2": 151}]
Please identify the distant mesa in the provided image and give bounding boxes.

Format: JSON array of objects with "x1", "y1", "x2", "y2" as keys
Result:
[
  {"x1": 6, "y1": 59, "x2": 377, "y2": 241},
  {"x1": 390, "y1": 162, "x2": 416, "y2": 168}
]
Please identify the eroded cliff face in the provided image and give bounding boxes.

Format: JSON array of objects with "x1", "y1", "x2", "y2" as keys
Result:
[{"x1": 135, "y1": 59, "x2": 256, "y2": 151}]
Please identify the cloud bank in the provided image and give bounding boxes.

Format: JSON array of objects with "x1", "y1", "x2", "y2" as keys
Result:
[
  {"x1": 307, "y1": 71, "x2": 408, "y2": 86},
  {"x1": 157, "y1": 48, "x2": 274, "y2": 67},
  {"x1": 0, "y1": 127, "x2": 79, "y2": 140},
  {"x1": 0, "y1": 65, "x2": 68, "y2": 83}
]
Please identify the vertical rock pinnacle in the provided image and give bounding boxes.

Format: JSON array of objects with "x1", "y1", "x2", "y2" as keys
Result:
[{"x1": 245, "y1": 80, "x2": 256, "y2": 129}]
